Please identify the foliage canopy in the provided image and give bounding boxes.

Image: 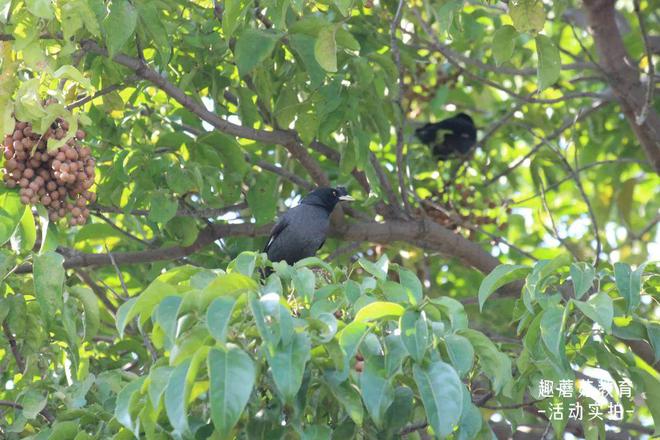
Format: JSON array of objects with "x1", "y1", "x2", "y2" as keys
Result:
[{"x1": 0, "y1": 0, "x2": 659, "y2": 439}]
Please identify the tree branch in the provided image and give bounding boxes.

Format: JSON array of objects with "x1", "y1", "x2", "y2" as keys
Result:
[
  {"x1": 632, "y1": 0, "x2": 655, "y2": 125},
  {"x1": 582, "y1": 0, "x2": 660, "y2": 173},
  {"x1": 10, "y1": 214, "x2": 657, "y2": 371},
  {"x1": 79, "y1": 40, "x2": 330, "y2": 186},
  {"x1": 2, "y1": 321, "x2": 25, "y2": 373}
]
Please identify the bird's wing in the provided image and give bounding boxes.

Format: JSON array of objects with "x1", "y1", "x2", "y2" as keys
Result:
[{"x1": 264, "y1": 215, "x2": 289, "y2": 252}]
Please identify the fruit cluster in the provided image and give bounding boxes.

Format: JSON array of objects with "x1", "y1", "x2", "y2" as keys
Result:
[{"x1": 1, "y1": 119, "x2": 96, "y2": 225}]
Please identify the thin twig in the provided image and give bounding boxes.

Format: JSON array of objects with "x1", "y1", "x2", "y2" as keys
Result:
[
  {"x1": 90, "y1": 202, "x2": 247, "y2": 218},
  {"x1": 105, "y1": 245, "x2": 130, "y2": 297},
  {"x1": 539, "y1": 181, "x2": 580, "y2": 261},
  {"x1": 512, "y1": 158, "x2": 645, "y2": 205},
  {"x1": 2, "y1": 321, "x2": 25, "y2": 373},
  {"x1": 92, "y1": 211, "x2": 152, "y2": 247},
  {"x1": 530, "y1": 128, "x2": 602, "y2": 265},
  {"x1": 74, "y1": 268, "x2": 118, "y2": 314},
  {"x1": 483, "y1": 100, "x2": 609, "y2": 187},
  {"x1": 66, "y1": 78, "x2": 135, "y2": 110}
]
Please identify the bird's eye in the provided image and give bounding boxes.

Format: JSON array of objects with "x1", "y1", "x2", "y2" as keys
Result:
[{"x1": 333, "y1": 191, "x2": 337, "y2": 196}]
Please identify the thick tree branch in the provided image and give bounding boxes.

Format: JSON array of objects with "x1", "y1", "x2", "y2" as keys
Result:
[
  {"x1": 582, "y1": 0, "x2": 660, "y2": 173},
  {"x1": 11, "y1": 214, "x2": 658, "y2": 371}
]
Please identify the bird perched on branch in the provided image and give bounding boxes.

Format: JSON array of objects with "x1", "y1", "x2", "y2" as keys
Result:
[
  {"x1": 415, "y1": 113, "x2": 477, "y2": 160},
  {"x1": 264, "y1": 186, "x2": 354, "y2": 268}
]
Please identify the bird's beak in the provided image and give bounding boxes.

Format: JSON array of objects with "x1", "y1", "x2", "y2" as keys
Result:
[{"x1": 338, "y1": 195, "x2": 355, "y2": 202}]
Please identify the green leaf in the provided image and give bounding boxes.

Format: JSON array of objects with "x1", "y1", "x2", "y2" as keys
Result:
[
  {"x1": 25, "y1": 0, "x2": 54, "y2": 19},
  {"x1": 235, "y1": 29, "x2": 280, "y2": 76},
  {"x1": 148, "y1": 191, "x2": 178, "y2": 224},
  {"x1": 614, "y1": 262, "x2": 648, "y2": 314},
  {"x1": 11, "y1": 206, "x2": 36, "y2": 253},
  {"x1": 354, "y1": 301, "x2": 405, "y2": 323},
  {"x1": 570, "y1": 262, "x2": 595, "y2": 299},
  {"x1": 266, "y1": 332, "x2": 311, "y2": 402},
  {"x1": 222, "y1": 0, "x2": 247, "y2": 39},
  {"x1": 208, "y1": 346, "x2": 256, "y2": 439},
  {"x1": 328, "y1": 380, "x2": 364, "y2": 426},
  {"x1": 148, "y1": 366, "x2": 173, "y2": 410},
  {"x1": 540, "y1": 305, "x2": 566, "y2": 361},
  {"x1": 0, "y1": 249, "x2": 15, "y2": 281},
  {"x1": 478, "y1": 264, "x2": 531, "y2": 311},
  {"x1": 164, "y1": 359, "x2": 191, "y2": 436},
  {"x1": 333, "y1": 0, "x2": 353, "y2": 16},
  {"x1": 338, "y1": 321, "x2": 369, "y2": 361},
  {"x1": 33, "y1": 251, "x2": 65, "y2": 325},
  {"x1": 433, "y1": 0, "x2": 463, "y2": 36},
  {"x1": 431, "y1": 297, "x2": 468, "y2": 330},
  {"x1": 359, "y1": 362, "x2": 394, "y2": 429},
  {"x1": 289, "y1": 34, "x2": 326, "y2": 88},
  {"x1": 116, "y1": 280, "x2": 179, "y2": 337},
  {"x1": 114, "y1": 377, "x2": 145, "y2": 436},
  {"x1": 0, "y1": 99, "x2": 15, "y2": 138},
  {"x1": 14, "y1": 78, "x2": 46, "y2": 125},
  {"x1": 647, "y1": 322, "x2": 660, "y2": 363},
  {"x1": 413, "y1": 360, "x2": 464, "y2": 438},
  {"x1": 69, "y1": 286, "x2": 100, "y2": 341},
  {"x1": 445, "y1": 334, "x2": 474, "y2": 377},
  {"x1": 49, "y1": 421, "x2": 78, "y2": 440},
  {"x1": 335, "y1": 28, "x2": 360, "y2": 51},
  {"x1": 291, "y1": 267, "x2": 316, "y2": 301},
  {"x1": 137, "y1": 2, "x2": 171, "y2": 63},
  {"x1": 154, "y1": 296, "x2": 183, "y2": 345},
  {"x1": 384, "y1": 386, "x2": 414, "y2": 434},
  {"x1": 19, "y1": 390, "x2": 47, "y2": 420},
  {"x1": 315, "y1": 25, "x2": 338, "y2": 72},
  {"x1": 458, "y1": 329, "x2": 512, "y2": 394},
  {"x1": 492, "y1": 25, "x2": 517, "y2": 66},
  {"x1": 399, "y1": 310, "x2": 429, "y2": 363},
  {"x1": 397, "y1": 267, "x2": 423, "y2": 305},
  {"x1": 457, "y1": 385, "x2": 483, "y2": 440},
  {"x1": 207, "y1": 297, "x2": 237, "y2": 343},
  {"x1": 0, "y1": 189, "x2": 26, "y2": 246},
  {"x1": 358, "y1": 255, "x2": 388, "y2": 280},
  {"x1": 247, "y1": 172, "x2": 278, "y2": 225},
  {"x1": 103, "y1": 0, "x2": 138, "y2": 57},
  {"x1": 535, "y1": 34, "x2": 560, "y2": 90},
  {"x1": 509, "y1": 0, "x2": 545, "y2": 33},
  {"x1": 76, "y1": 0, "x2": 101, "y2": 37},
  {"x1": 52, "y1": 65, "x2": 92, "y2": 91},
  {"x1": 296, "y1": 112, "x2": 319, "y2": 145},
  {"x1": 631, "y1": 368, "x2": 660, "y2": 436},
  {"x1": 574, "y1": 293, "x2": 613, "y2": 333}
]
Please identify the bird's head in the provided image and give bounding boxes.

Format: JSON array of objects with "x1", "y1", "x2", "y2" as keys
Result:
[
  {"x1": 302, "y1": 186, "x2": 354, "y2": 212},
  {"x1": 455, "y1": 112, "x2": 475, "y2": 125}
]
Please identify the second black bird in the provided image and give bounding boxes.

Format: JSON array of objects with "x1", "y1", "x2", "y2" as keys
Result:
[
  {"x1": 264, "y1": 186, "x2": 354, "y2": 267},
  {"x1": 415, "y1": 113, "x2": 477, "y2": 160}
]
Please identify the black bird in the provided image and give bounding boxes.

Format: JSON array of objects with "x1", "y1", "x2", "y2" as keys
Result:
[
  {"x1": 264, "y1": 186, "x2": 354, "y2": 267},
  {"x1": 415, "y1": 113, "x2": 477, "y2": 160}
]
